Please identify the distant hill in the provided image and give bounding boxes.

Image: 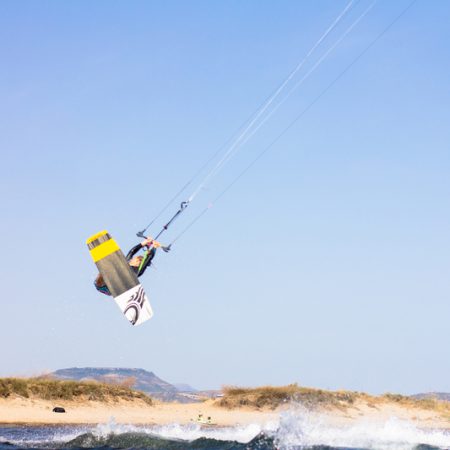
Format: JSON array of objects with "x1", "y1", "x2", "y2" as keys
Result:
[
  {"x1": 173, "y1": 383, "x2": 197, "y2": 392},
  {"x1": 411, "y1": 392, "x2": 450, "y2": 402},
  {"x1": 51, "y1": 368, "x2": 200, "y2": 402}
]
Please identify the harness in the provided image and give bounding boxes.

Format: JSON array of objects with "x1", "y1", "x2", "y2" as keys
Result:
[
  {"x1": 138, "y1": 245, "x2": 156, "y2": 274},
  {"x1": 95, "y1": 281, "x2": 111, "y2": 296}
]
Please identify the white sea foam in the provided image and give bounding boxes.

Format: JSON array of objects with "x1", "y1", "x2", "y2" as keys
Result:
[
  {"x1": 143, "y1": 421, "x2": 278, "y2": 443},
  {"x1": 273, "y1": 406, "x2": 450, "y2": 450},
  {"x1": 4, "y1": 409, "x2": 447, "y2": 449},
  {"x1": 79, "y1": 410, "x2": 450, "y2": 449},
  {"x1": 89, "y1": 417, "x2": 277, "y2": 444},
  {"x1": 0, "y1": 424, "x2": 92, "y2": 447},
  {"x1": 93, "y1": 416, "x2": 141, "y2": 436}
]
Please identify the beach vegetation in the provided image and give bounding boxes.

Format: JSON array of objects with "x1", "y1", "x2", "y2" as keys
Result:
[
  {"x1": 217, "y1": 384, "x2": 361, "y2": 410},
  {"x1": 0, "y1": 378, "x2": 152, "y2": 405},
  {"x1": 217, "y1": 384, "x2": 450, "y2": 415}
]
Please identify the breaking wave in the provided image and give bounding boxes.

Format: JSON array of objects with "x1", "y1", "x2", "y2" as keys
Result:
[{"x1": 0, "y1": 407, "x2": 448, "y2": 449}]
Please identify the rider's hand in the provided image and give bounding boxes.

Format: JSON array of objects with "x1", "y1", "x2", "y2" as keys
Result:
[{"x1": 141, "y1": 237, "x2": 154, "y2": 247}]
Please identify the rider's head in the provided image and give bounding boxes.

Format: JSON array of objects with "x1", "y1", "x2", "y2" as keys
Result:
[{"x1": 129, "y1": 256, "x2": 143, "y2": 268}]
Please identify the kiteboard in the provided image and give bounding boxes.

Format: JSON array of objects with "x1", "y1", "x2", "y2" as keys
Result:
[{"x1": 86, "y1": 230, "x2": 153, "y2": 326}]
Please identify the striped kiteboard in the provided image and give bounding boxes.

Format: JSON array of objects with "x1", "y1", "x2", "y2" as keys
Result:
[{"x1": 86, "y1": 231, "x2": 153, "y2": 326}]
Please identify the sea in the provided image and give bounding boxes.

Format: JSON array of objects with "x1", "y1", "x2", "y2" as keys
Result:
[{"x1": 0, "y1": 408, "x2": 449, "y2": 450}]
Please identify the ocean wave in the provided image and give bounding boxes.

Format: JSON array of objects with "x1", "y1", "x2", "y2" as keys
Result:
[
  {"x1": 0, "y1": 406, "x2": 449, "y2": 450},
  {"x1": 0, "y1": 431, "x2": 275, "y2": 450},
  {"x1": 274, "y1": 406, "x2": 450, "y2": 450}
]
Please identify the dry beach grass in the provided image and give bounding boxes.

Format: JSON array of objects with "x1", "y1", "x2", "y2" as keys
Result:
[
  {"x1": 217, "y1": 384, "x2": 450, "y2": 415},
  {"x1": 0, "y1": 377, "x2": 152, "y2": 405},
  {"x1": 0, "y1": 379, "x2": 448, "y2": 428}
]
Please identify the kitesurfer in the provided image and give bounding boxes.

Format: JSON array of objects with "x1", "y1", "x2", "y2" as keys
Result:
[{"x1": 94, "y1": 237, "x2": 159, "y2": 296}]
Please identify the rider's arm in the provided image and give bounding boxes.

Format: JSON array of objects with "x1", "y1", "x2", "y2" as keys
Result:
[{"x1": 126, "y1": 243, "x2": 143, "y2": 261}]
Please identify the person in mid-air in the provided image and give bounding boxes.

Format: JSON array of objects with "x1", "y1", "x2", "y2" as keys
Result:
[{"x1": 94, "y1": 237, "x2": 160, "y2": 296}]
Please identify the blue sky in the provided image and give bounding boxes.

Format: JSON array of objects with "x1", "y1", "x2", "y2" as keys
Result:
[{"x1": 1, "y1": 0, "x2": 449, "y2": 395}]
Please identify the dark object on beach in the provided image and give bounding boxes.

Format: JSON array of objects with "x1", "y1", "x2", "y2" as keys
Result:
[{"x1": 52, "y1": 407, "x2": 66, "y2": 413}]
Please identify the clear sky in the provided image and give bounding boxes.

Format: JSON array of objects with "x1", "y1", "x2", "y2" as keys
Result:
[{"x1": 1, "y1": 0, "x2": 449, "y2": 395}]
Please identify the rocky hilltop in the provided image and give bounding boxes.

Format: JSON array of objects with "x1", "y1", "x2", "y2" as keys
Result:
[
  {"x1": 51, "y1": 368, "x2": 198, "y2": 402},
  {"x1": 412, "y1": 392, "x2": 450, "y2": 402}
]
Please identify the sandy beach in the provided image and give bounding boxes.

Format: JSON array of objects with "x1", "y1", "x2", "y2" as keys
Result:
[
  {"x1": 0, "y1": 396, "x2": 448, "y2": 430},
  {"x1": 0, "y1": 397, "x2": 276, "y2": 426}
]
